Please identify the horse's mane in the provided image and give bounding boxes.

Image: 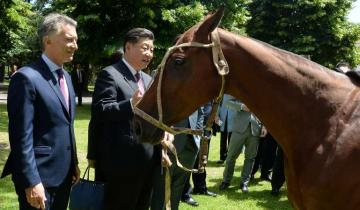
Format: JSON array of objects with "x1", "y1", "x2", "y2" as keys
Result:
[{"x1": 246, "y1": 35, "x2": 332, "y2": 74}]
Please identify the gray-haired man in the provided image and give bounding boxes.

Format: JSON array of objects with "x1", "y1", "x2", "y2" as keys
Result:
[{"x1": 1, "y1": 13, "x2": 79, "y2": 210}]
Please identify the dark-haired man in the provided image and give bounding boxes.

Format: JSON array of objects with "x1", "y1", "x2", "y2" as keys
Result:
[{"x1": 88, "y1": 28, "x2": 160, "y2": 210}]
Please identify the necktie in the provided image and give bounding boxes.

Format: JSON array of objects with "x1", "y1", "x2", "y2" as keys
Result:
[
  {"x1": 135, "y1": 72, "x2": 145, "y2": 94},
  {"x1": 56, "y1": 69, "x2": 69, "y2": 110}
]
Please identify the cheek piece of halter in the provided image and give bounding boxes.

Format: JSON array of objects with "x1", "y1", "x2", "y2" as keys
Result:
[
  {"x1": 133, "y1": 29, "x2": 229, "y2": 170},
  {"x1": 134, "y1": 29, "x2": 229, "y2": 135}
]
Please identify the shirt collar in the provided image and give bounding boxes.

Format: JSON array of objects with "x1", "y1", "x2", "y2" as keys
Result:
[
  {"x1": 42, "y1": 53, "x2": 62, "y2": 73},
  {"x1": 122, "y1": 58, "x2": 139, "y2": 78}
]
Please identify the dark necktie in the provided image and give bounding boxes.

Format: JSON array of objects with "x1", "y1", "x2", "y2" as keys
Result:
[
  {"x1": 56, "y1": 69, "x2": 69, "y2": 110},
  {"x1": 135, "y1": 72, "x2": 145, "y2": 94}
]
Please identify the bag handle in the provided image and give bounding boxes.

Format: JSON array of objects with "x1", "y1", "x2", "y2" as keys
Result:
[{"x1": 82, "y1": 166, "x2": 90, "y2": 180}]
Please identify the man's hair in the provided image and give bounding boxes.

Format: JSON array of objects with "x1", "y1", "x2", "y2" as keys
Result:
[
  {"x1": 38, "y1": 13, "x2": 77, "y2": 49},
  {"x1": 123, "y1": 28, "x2": 154, "y2": 52}
]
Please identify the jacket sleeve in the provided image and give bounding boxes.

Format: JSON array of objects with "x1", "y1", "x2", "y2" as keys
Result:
[
  {"x1": 91, "y1": 69, "x2": 133, "y2": 122},
  {"x1": 7, "y1": 72, "x2": 41, "y2": 188},
  {"x1": 226, "y1": 98, "x2": 244, "y2": 111}
]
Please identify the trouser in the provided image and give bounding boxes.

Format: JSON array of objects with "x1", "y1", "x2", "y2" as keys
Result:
[
  {"x1": 223, "y1": 126, "x2": 260, "y2": 185},
  {"x1": 192, "y1": 155, "x2": 207, "y2": 191},
  {"x1": 251, "y1": 133, "x2": 277, "y2": 177},
  {"x1": 192, "y1": 135, "x2": 211, "y2": 191},
  {"x1": 182, "y1": 176, "x2": 192, "y2": 200},
  {"x1": 151, "y1": 139, "x2": 198, "y2": 210},
  {"x1": 271, "y1": 146, "x2": 285, "y2": 190},
  {"x1": 220, "y1": 115, "x2": 231, "y2": 161}
]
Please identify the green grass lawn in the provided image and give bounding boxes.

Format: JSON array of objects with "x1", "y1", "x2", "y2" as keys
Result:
[{"x1": 0, "y1": 104, "x2": 293, "y2": 210}]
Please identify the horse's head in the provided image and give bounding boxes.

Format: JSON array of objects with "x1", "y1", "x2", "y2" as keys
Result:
[{"x1": 133, "y1": 7, "x2": 226, "y2": 144}]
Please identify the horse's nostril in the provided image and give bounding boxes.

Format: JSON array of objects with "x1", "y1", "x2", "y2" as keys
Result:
[{"x1": 134, "y1": 120, "x2": 142, "y2": 138}]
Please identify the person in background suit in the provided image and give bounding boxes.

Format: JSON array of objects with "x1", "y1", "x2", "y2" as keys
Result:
[
  {"x1": 270, "y1": 145, "x2": 285, "y2": 196},
  {"x1": 87, "y1": 28, "x2": 161, "y2": 210},
  {"x1": 71, "y1": 63, "x2": 84, "y2": 106},
  {"x1": 216, "y1": 94, "x2": 236, "y2": 164},
  {"x1": 251, "y1": 133, "x2": 277, "y2": 182},
  {"x1": 1, "y1": 13, "x2": 80, "y2": 210},
  {"x1": 219, "y1": 99, "x2": 266, "y2": 193},
  {"x1": 151, "y1": 108, "x2": 204, "y2": 210},
  {"x1": 191, "y1": 101, "x2": 217, "y2": 197}
]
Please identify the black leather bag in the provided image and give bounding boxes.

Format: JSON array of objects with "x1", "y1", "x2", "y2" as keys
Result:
[{"x1": 69, "y1": 166, "x2": 104, "y2": 210}]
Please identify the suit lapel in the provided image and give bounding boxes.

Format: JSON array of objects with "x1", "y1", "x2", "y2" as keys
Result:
[
  {"x1": 142, "y1": 72, "x2": 152, "y2": 89},
  {"x1": 36, "y1": 58, "x2": 71, "y2": 120},
  {"x1": 116, "y1": 61, "x2": 139, "y2": 92}
]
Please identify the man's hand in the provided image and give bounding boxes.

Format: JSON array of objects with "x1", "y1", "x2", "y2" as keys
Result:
[
  {"x1": 25, "y1": 183, "x2": 46, "y2": 210},
  {"x1": 260, "y1": 126, "x2": 267, "y2": 137},
  {"x1": 161, "y1": 148, "x2": 172, "y2": 167},
  {"x1": 131, "y1": 90, "x2": 143, "y2": 106},
  {"x1": 72, "y1": 165, "x2": 80, "y2": 185},
  {"x1": 160, "y1": 131, "x2": 174, "y2": 167},
  {"x1": 163, "y1": 131, "x2": 174, "y2": 143}
]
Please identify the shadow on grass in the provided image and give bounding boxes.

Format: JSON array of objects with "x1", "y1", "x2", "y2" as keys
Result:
[
  {"x1": 207, "y1": 175, "x2": 292, "y2": 209},
  {"x1": 0, "y1": 104, "x2": 8, "y2": 133},
  {"x1": 0, "y1": 138, "x2": 18, "y2": 209}
]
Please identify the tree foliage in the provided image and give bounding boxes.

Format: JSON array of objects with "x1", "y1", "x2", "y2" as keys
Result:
[
  {"x1": 246, "y1": 0, "x2": 360, "y2": 68},
  {"x1": 37, "y1": 0, "x2": 250, "y2": 70},
  {"x1": 1, "y1": 0, "x2": 358, "y2": 74},
  {"x1": 0, "y1": 0, "x2": 38, "y2": 65}
]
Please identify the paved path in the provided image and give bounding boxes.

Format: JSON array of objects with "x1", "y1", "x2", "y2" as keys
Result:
[
  {"x1": 0, "y1": 93, "x2": 7, "y2": 104},
  {"x1": 0, "y1": 92, "x2": 92, "y2": 105}
]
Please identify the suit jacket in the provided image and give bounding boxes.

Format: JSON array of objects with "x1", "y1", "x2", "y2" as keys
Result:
[
  {"x1": 1, "y1": 58, "x2": 77, "y2": 190},
  {"x1": 87, "y1": 60, "x2": 158, "y2": 176},
  {"x1": 71, "y1": 69, "x2": 83, "y2": 93},
  {"x1": 173, "y1": 107, "x2": 204, "y2": 155},
  {"x1": 226, "y1": 99, "x2": 262, "y2": 136},
  {"x1": 218, "y1": 94, "x2": 236, "y2": 132}
]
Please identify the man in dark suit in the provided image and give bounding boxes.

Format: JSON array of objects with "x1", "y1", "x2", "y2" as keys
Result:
[
  {"x1": 87, "y1": 28, "x2": 160, "y2": 210},
  {"x1": 151, "y1": 108, "x2": 204, "y2": 210},
  {"x1": 1, "y1": 13, "x2": 80, "y2": 210},
  {"x1": 71, "y1": 64, "x2": 84, "y2": 106},
  {"x1": 191, "y1": 101, "x2": 217, "y2": 197}
]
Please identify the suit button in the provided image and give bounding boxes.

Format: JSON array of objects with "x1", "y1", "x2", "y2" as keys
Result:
[{"x1": 67, "y1": 146, "x2": 71, "y2": 150}]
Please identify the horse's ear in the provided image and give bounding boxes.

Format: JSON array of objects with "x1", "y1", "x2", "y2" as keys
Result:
[{"x1": 196, "y1": 6, "x2": 225, "y2": 37}]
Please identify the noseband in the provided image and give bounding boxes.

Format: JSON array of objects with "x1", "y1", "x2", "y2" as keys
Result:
[{"x1": 133, "y1": 29, "x2": 229, "y2": 137}]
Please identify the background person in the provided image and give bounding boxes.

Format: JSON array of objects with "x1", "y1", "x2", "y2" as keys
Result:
[
  {"x1": 1, "y1": 13, "x2": 80, "y2": 210},
  {"x1": 151, "y1": 108, "x2": 205, "y2": 210},
  {"x1": 219, "y1": 99, "x2": 266, "y2": 193},
  {"x1": 71, "y1": 63, "x2": 84, "y2": 106},
  {"x1": 216, "y1": 94, "x2": 236, "y2": 164}
]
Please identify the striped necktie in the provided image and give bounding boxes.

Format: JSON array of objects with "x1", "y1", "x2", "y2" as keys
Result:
[{"x1": 135, "y1": 72, "x2": 145, "y2": 94}]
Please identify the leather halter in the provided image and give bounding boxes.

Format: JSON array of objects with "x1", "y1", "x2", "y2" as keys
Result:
[{"x1": 133, "y1": 29, "x2": 229, "y2": 138}]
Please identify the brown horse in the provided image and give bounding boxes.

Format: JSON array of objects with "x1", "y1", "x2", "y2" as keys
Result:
[{"x1": 134, "y1": 7, "x2": 360, "y2": 210}]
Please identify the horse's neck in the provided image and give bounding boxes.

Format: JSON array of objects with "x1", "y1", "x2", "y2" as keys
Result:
[{"x1": 220, "y1": 30, "x2": 353, "y2": 154}]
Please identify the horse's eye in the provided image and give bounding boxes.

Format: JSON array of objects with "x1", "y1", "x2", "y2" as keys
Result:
[{"x1": 174, "y1": 58, "x2": 184, "y2": 66}]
